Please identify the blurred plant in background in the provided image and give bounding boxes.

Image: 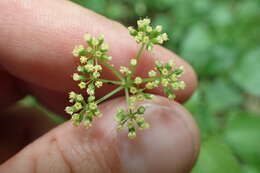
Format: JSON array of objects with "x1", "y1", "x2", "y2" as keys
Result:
[{"x1": 66, "y1": 0, "x2": 260, "y2": 172}]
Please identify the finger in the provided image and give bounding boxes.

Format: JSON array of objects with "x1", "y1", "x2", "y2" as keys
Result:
[
  {"x1": 0, "y1": 0, "x2": 197, "y2": 103},
  {"x1": 0, "y1": 96, "x2": 200, "y2": 173},
  {"x1": 0, "y1": 103, "x2": 58, "y2": 163}
]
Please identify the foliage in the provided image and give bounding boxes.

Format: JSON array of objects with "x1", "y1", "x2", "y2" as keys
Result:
[
  {"x1": 192, "y1": 136, "x2": 242, "y2": 173},
  {"x1": 69, "y1": 0, "x2": 260, "y2": 171}
]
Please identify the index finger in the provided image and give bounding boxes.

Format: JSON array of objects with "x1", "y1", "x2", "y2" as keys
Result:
[{"x1": 0, "y1": 0, "x2": 197, "y2": 102}]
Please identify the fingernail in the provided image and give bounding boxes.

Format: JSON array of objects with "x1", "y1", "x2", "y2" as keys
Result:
[{"x1": 118, "y1": 104, "x2": 198, "y2": 173}]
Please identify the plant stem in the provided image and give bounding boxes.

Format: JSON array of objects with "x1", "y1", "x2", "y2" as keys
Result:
[
  {"x1": 135, "y1": 43, "x2": 146, "y2": 64},
  {"x1": 99, "y1": 79, "x2": 122, "y2": 85},
  {"x1": 142, "y1": 77, "x2": 160, "y2": 82},
  {"x1": 129, "y1": 43, "x2": 145, "y2": 78},
  {"x1": 121, "y1": 117, "x2": 129, "y2": 125},
  {"x1": 101, "y1": 60, "x2": 124, "y2": 81},
  {"x1": 84, "y1": 78, "x2": 121, "y2": 85},
  {"x1": 96, "y1": 86, "x2": 124, "y2": 104},
  {"x1": 124, "y1": 88, "x2": 131, "y2": 113}
]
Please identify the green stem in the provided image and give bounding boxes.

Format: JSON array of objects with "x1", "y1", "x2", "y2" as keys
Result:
[
  {"x1": 124, "y1": 88, "x2": 131, "y2": 113},
  {"x1": 129, "y1": 43, "x2": 145, "y2": 78},
  {"x1": 84, "y1": 78, "x2": 121, "y2": 85},
  {"x1": 96, "y1": 86, "x2": 124, "y2": 104},
  {"x1": 101, "y1": 60, "x2": 124, "y2": 81},
  {"x1": 142, "y1": 77, "x2": 160, "y2": 82},
  {"x1": 121, "y1": 117, "x2": 129, "y2": 125},
  {"x1": 99, "y1": 79, "x2": 122, "y2": 85},
  {"x1": 135, "y1": 43, "x2": 146, "y2": 64}
]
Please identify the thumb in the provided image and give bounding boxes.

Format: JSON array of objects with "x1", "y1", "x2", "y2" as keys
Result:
[{"x1": 0, "y1": 96, "x2": 199, "y2": 173}]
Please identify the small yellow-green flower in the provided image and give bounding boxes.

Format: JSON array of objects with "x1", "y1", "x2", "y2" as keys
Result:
[
  {"x1": 72, "y1": 73, "x2": 81, "y2": 81},
  {"x1": 80, "y1": 56, "x2": 88, "y2": 64},
  {"x1": 74, "y1": 102, "x2": 83, "y2": 111},
  {"x1": 78, "y1": 82, "x2": 86, "y2": 89},
  {"x1": 89, "y1": 102, "x2": 97, "y2": 110},
  {"x1": 130, "y1": 87, "x2": 138, "y2": 94},
  {"x1": 130, "y1": 59, "x2": 137, "y2": 66},
  {"x1": 145, "y1": 82, "x2": 155, "y2": 89},
  {"x1": 148, "y1": 70, "x2": 156, "y2": 77},
  {"x1": 72, "y1": 45, "x2": 84, "y2": 57},
  {"x1": 134, "y1": 77, "x2": 142, "y2": 85},
  {"x1": 84, "y1": 33, "x2": 92, "y2": 42},
  {"x1": 120, "y1": 66, "x2": 131, "y2": 75},
  {"x1": 95, "y1": 81, "x2": 103, "y2": 88}
]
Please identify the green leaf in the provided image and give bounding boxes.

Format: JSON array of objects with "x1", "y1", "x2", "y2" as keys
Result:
[
  {"x1": 145, "y1": 0, "x2": 176, "y2": 10},
  {"x1": 105, "y1": 3, "x2": 127, "y2": 20},
  {"x1": 224, "y1": 113, "x2": 260, "y2": 169},
  {"x1": 231, "y1": 49, "x2": 260, "y2": 96},
  {"x1": 204, "y1": 79, "x2": 243, "y2": 113},
  {"x1": 242, "y1": 165, "x2": 260, "y2": 173},
  {"x1": 236, "y1": 0, "x2": 260, "y2": 20},
  {"x1": 180, "y1": 24, "x2": 213, "y2": 75},
  {"x1": 71, "y1": 0, "x2": 106, "y2": 14},
  {"x1": 186, "y1": 79, "x2": 243, "y2": 138},
  {"x1": 153, "y1": 14, "x2": 172, "y2": 32},
  {"x1": 184, "y1": 83, "x2": 218, "y2": 139},
  {"x1": 192, "y1": 136, "x2": 241, "y2": 173},
  {"x1": 193, "y1": 0, "x2": 213, "y2": 13},
  {"x1": 134, "y1": 1, "x2": 147, "y2": 16},
  {"x1": 185, "y1": 87, "x2": 209, "y2": 139},
  {"x1": 207, "y1": 46, "x2": 237, "y2": 75},
  {"x1": 209, "y1": 4, "x2": 233, "y2": 28}
]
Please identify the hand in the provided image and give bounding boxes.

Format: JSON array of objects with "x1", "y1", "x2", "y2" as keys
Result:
[{"x1": 0, "y1": 0, "x2": 200, "y2": 172}]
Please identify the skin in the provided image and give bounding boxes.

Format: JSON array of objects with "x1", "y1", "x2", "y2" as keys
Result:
[{"x1": 0, "y1": 0, "x2": 200, "y2": 172}]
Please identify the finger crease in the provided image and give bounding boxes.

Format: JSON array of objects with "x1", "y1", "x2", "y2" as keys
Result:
[{"x1": 49, "y1": 136, "x2": 74, "y2": 173}]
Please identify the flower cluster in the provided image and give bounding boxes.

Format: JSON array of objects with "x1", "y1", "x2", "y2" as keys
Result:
[
  {"x1": 65, "y1": 92, "x2": 102, "y2": 128},
  {"x1": 72, "y1": 34, "x2": 110, "y2": 60},
  {"x1": 72, "y1": 34, "x2": 112, "y2": 92},
  {"x1": 128, "y1": 18, "x2": 169, "y2": 50},
  {"x1": 113, "y1": 60, "x2": 185, "y2": 135},
  {"x1": 81, "y1": 95, "x2": 103, "y2": 128},
  {"x1": 65, "y1": 91, "x2": 84, "y2": 125},
  {"x1": 67, "y1": 34, "x2": 113, "y2": 126},
  {"x1": 115, "y1": 106, "x2": 150, "y2": 139},
  {"x1": 66, "y1": 18, "x2": 186, "y2": 139},
  {"x1": 145, "y1": 60, "x2": 186, "y2": 99}
]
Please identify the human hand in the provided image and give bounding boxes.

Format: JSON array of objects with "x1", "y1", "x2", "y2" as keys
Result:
[{"x1": 0, "y1": 0, "x2": 199, "y2": 172}]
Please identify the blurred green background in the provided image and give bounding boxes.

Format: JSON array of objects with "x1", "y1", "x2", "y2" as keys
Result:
[
  {"x1": 69, "y1": 0, "x2": 260, "y2": 172},
  {"x1": 23, "y1": 0, "x2": 259, "y2": 172}
]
